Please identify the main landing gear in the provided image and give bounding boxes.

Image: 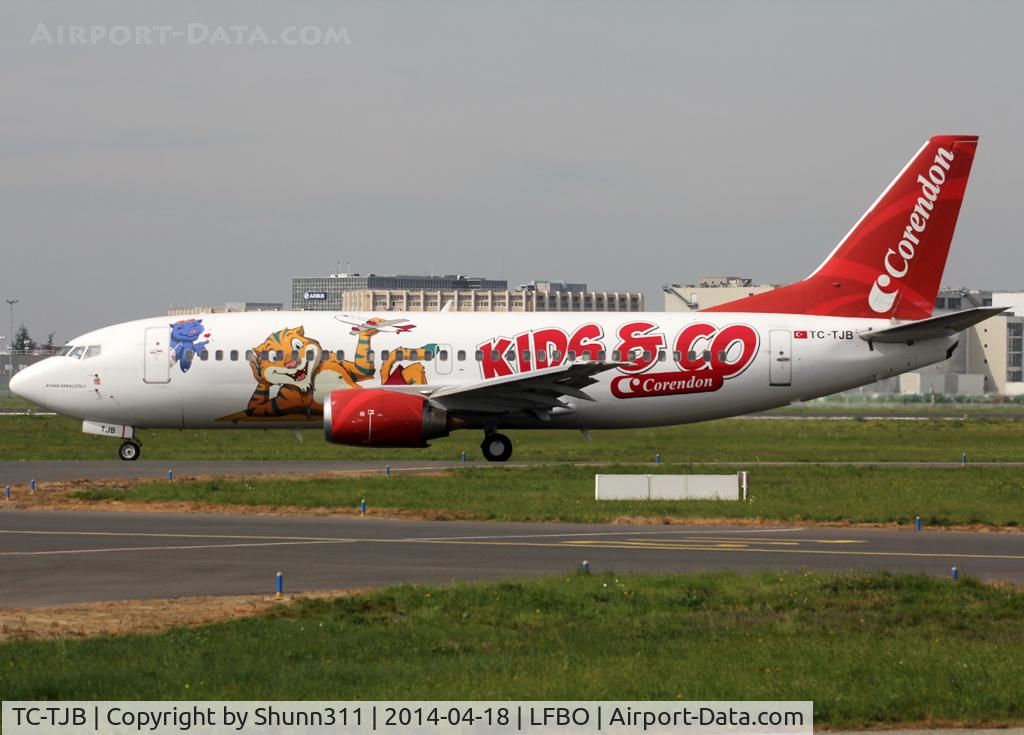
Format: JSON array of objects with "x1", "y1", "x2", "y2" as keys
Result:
[
  {"x1": 480, "y1": 432, "x2": 513, "y2": 462},
  {"x1": 119, "y1": 440, "x2": 142, "y2": 461}
]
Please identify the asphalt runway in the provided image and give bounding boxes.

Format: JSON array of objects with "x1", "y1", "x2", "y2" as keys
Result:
[{"x1": 1, "y1": 510, "x2": 1021, "y2": 607}]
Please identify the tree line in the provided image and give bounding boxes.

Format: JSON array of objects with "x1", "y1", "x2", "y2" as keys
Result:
[{"x1": 10, "y1": 325, "x2": 57, "y2": 352}]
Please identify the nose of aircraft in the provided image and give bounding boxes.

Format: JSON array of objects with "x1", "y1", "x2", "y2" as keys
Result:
[{"x1": 9, "y1": 361, "x2": 46, "y2": 405}]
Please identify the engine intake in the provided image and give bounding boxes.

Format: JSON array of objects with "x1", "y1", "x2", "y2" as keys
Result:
[{"x1": 323, "y1": 389, "x2": 450, "y2": 448}]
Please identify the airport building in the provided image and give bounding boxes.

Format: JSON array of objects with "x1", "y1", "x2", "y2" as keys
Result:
[
  {"x1": 168, "y1": 302, "x2": 283, "y2": 317},
  {"x1": 295, "y1": 273, "x2": 644, "y2": 312},
  {"x1": 889, "y1": 288, "x2": 1024, "y2": 396},
  {"x1": 663, "y1": 276, "x2": 778, "y2": 311},
  {"x1": 341, "y1": 287, "x2": 643, "y2": 312},
  {"x1": 291, "y1": 273, "x2": 507, "y2": 311}
]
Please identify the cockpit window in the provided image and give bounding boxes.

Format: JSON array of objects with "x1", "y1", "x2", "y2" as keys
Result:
[
  {"x1": 84, "y1": 346, "x2": 102, "y2": 359},
  {"x1": 58, "y1": 345, "x2": 73, "y2": 356},
  {"x1": 69, "y1": 346, "x2": 86, "y2": 359}
]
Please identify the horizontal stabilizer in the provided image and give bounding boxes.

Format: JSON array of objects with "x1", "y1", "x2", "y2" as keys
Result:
[{"x1": 859, "y1": 306, "x2": 1006, "y2": 344}]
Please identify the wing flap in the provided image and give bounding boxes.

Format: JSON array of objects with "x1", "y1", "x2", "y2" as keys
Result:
[{"x1": 428, "y1": 361, "x2": 617, "y2": 415}]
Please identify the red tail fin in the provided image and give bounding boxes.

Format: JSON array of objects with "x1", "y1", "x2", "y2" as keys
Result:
[{"x1": 705, "y1": 135, "x2": 978, "y2": 319}]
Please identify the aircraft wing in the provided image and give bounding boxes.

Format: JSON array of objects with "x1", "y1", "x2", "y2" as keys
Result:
[
  {"x1": 859, "y1": 306, "x2": 1007, "y2": 344},
  {"x1": 426, "y1": 362, "x2": 618, "y2": 416}
]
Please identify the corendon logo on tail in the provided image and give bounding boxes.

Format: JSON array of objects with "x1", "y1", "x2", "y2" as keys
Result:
[
  {"x1": 477, "y1": 322, "x2": 759, "y2": 400},
  {"x1": 868, "y1": 146, "x2": 955, "y2": 314}
]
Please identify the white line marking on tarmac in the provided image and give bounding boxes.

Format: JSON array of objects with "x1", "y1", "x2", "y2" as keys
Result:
[
  {"x1": 409, "y1": 527, "x2": 806, "y2": 542},
  {"x1": 0, "y1": 540, "x2": 351, "y2": 556}
]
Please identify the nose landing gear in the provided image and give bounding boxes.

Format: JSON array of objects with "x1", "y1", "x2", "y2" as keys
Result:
[
  {"x1": 480, "y1": 432, "x2": 512, "y2": 462},
  {"x1": 118, "y1": 440, "x2": 142, "y2": 461}
]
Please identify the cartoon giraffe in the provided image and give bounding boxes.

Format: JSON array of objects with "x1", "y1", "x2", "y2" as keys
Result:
[
  {"x1": 331, "y1": 318, "x2": 432, "y2": 386},
  {"x1": 339, "y1": 322, "x2": 379, "y2": 382}
]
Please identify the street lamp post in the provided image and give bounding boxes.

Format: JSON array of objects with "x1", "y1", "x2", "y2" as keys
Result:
[{"x1": 6, "y1": 299, "x2": 17, "y2": 377}]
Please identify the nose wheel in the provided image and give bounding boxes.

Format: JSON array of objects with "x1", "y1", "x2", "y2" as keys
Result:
[
  {"x1": 480, "y1": 432, "x2": 512, "y2": 462},
  {"x1": 119, "y1": 440, "x2": 142, "y2": 461}
]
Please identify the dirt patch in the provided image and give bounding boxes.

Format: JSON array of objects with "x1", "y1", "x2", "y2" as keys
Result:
[
  {"x1": 0, "y1": 589, "x2": 369, "y2": 641},
  {"x1": 0, "y1": 470, "x2": 459, "y2": 520}
]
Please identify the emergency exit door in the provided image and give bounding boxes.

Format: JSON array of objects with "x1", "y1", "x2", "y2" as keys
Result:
[
  {"x1": 434, "y1": 343, "x2": 453, "y2": 375},
  {"x1": 143, "y1": 327, "x2": 171, "y2": 384},
  {"x1": 769, "y1": 329, "x2": 792, "y2": 386}
]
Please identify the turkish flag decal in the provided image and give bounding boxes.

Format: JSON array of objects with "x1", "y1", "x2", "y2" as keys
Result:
[{"x1": 794, "y1": 330, "x2": 808, "y2": 339}]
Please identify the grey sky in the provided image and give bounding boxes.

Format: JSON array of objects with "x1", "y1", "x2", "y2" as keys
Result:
[{"x1": 2, "y1": 1, "x2": 1022, "y2": 343}]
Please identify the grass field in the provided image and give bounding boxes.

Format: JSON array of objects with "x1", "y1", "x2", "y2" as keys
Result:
[
  {"x1": 2, "y1": 571, "x2": 1022, "y2": 728},
  {"x1": 3, "y1": 414, "x2": 1024, "y2": 462},
  {"x1": 73, "y1": 464, "x2": 1024, "y2": 526}
]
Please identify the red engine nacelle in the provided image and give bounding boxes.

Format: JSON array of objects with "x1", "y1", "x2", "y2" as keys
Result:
[{"x1": 323, "y1": 389, "x2": 450, "y2": 447}]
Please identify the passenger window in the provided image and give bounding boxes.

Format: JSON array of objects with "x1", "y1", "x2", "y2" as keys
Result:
[
  {"x1": 184, "y1": 349, "x2": 195, "y2": 363},
  {"x1": 552, "y1": 350, "x2": 562, "y2": 361},
  {"x1": 475, "y1": 350, "x2": 483, "y2": 361},
  {"x1": 673, "y1": 351, "x2": 682, "y2": 361},
  {"x1": 199, "y1": 350, "x2": 209, "y2": 361},
  {"x1": 336, "y1": 350, "x2": 344, "y2": 361},
  {"x1": 381, "y1": 350, "x2": 390, "y2": 360},
  {"x1": 306, "y1": 349, "x2": 316, "y2": 361},
  {"x1": 490, "y1": 350, "x2": 500, "y2": 361},
  {"x1": 537, "y1": 350, "x2": 547, "y2": 362},
  {"x1": 438, "y1": 350, "x2": 448, "y2": 361},
  {"x1": 567, "y1": 350, "x2": 577, "y2": 361},
  {"x1": 457, "y1": 350, "x2": 466, "y2": 361},
  {"x1": 688, "y1": 350, "x2": 697, "y2": 361},
  {"x1": 215, "y1": 350, "x2": 224, "y2": 361},
  {"x1": 424, "y1": 349, "x2": 434, "y2": 360},
  {"x1": 522, "y1": 350, "x2": 532, "y2": 361},
  {"x1": 642, "y1": 350, "x2": 652, "y2": 361},
  {"x1": 246, "y1": 350, "x2": 256, "y2": 361},
  {"x1": 366, "y1": 350, "x2": 374, "y2": 361},
  {"x1": 290, "y1": 351, "x2": 299, "y2": 361},
  {"x1": 395, "y1": 350, "x2": 405, "y2": 361},
  {"x1": 408, "y1": 349, "x2": 418, "y2": 360},
  {"x1": 719, "y1": 351, "x2": 729, "y2": 362},
  {"x1": 612, "y1": 350, "x2": 621, "y2": 361},
  {"x1": 69, "y1": 346, "x2": 86, "y2": 359},
  {"x1": 231, "y1": 350, "x2": 239, "y2": 361},
  {"x1": 84, "y1": 345, "x2": 102, "y2": 359},
  {"x1": 703, "y1": 350, "x2": 712, "y2": 362},
  {"x1": 259, "y1": 351, "x2": 269, "y2": 361},
  {"x1": 597, "y1": 350, "x2": 606, "y2": 361}
]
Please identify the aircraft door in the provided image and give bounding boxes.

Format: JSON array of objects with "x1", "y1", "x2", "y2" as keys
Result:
[
  {"x1": 434, "y1": 344, "x2": 453, "y2": 376},
  {"x1": 143, "y1": 327, "x2": 171, "y2": 384},
  {"x1": 769, "y1": 329, "x2": 792, "y2": 387}
]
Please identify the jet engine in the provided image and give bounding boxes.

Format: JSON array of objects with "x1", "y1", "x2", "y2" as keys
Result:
[{"x1": 323, "y1": 389, "x2": 450, "y2": 447}]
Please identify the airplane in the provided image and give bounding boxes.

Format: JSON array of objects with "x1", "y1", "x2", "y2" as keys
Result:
[
  {"x1": 333, "y1": 315, "x2": 414, "y2": 335},
  {"x1": 11, "y1": 134, "x2": 1001, "y2": 463}
]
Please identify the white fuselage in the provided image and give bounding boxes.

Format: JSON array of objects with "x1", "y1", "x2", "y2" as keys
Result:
[{"x1": 12, "y1": 310, "x2": 954, "y2": 433}]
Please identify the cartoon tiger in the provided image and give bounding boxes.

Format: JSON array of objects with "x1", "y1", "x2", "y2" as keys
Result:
[
  {"x1": 236, "y1": 323, "x2": 434, "y2": 420},
  {"x1": 244, "y1": 327, "x2": 354, "y2": 417}
]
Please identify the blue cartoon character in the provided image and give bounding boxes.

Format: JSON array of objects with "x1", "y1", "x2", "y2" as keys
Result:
[{"x1": 169, "y1": 319, "x2": 209, "y2": 373}]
